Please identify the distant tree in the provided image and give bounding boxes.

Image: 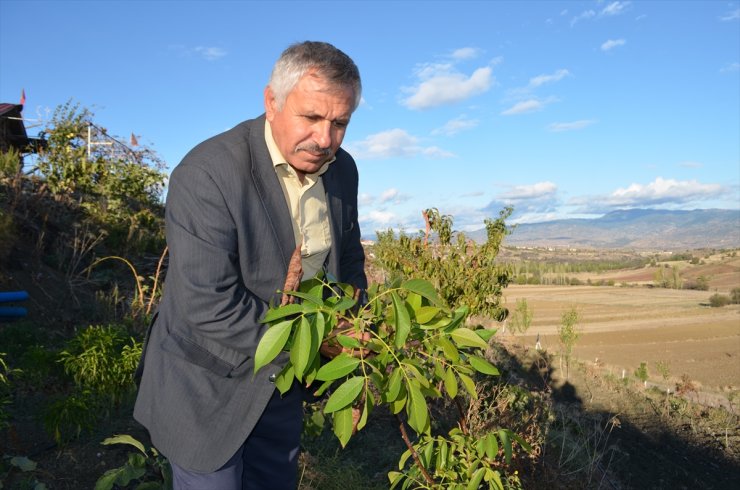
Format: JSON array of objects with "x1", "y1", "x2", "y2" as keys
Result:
[{"x1": 509, "y1": 298, "x2": 533, "y2": 335}]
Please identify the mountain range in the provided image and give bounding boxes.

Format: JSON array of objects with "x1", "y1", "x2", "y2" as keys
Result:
[{"x1": 470, "y1": 208, "x2": 740, "y2": 250}]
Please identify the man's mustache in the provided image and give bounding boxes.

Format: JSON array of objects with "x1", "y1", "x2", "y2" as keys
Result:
[{"x1": 295, "y1": 143, "x2": 331, "y2": 156}]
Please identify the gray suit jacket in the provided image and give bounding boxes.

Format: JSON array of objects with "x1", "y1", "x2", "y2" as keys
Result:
[{"x1": 133, "y1": 115, "x2": 367, "y2": 472}]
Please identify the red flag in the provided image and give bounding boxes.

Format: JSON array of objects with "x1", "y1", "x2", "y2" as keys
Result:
[
  {"x1": 130, "y1": 132, "x2": 139, "y2": 146},
  {"x1": 20, "y1": 89, "x2": 26, "y2": 105}
]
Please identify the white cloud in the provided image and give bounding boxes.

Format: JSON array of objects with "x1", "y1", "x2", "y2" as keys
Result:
[
  {"x1": 529, "y1": 69, "x2": 571, "y2": 88},
  {"x1": 359, "y1": 193, "x2": 374, "y2": 206},
  {"x1": 571, "y1": 1, "x2": 630, "y2": 26},
  {"x1": 194, "y1": 46, "x2": 227, "y2": 61},
  {"x1": 431, "y1": 116, "x2": 479, "y2": 136},
  {"x1": 601, "y1": 39, "x2": 626, "y2": 51},
  {"x1": 347, "y1": 129, "x2": 455, "y2": 159},
  {"x1": 402, "y1": 64, "x2": 494, "y2": 109},
  {"x1": 363, "y1": 210, "x2": 397, "y2": 225},
  {"x1": 548, "y1": 119, "x2": 597, "y2": 132},
  {"x1": 451, "y1": 47, "x2": 480, "y2": 60},
  {"x1": 720, "y1": 62, "x2": 740, "y2": 73},
  {"x1": 719, "y1": 8, "x2": 740, "y2": 21},
  {"x1": 500, "y1": 182, "x2": 558, "y2": 201},
  {"x1": 501, "y1": 99, "x2": 545, "y2": 115},
  {"x1": 605, "y1": 177, "x2": 724, "y2": 206},
  {"x1": 571, "y1": 9, "x2": 596, "y2": 26},
  {"x1": 601, "y1": 1, "x2": 631, "y2": 17}
]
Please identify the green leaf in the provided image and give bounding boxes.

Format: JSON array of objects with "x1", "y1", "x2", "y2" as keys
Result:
[
  {"x1": 329, "y1": 296, "x2": 356, "y2": 313},
  {"x1": 444, "y1": 367, "x2": 458, "y2": 399},
  {"x1": 436, "y1": 440, "x2": 449, "y2": 471},
  {"x1": 498, "y1": 429, "x2": 513, "y2": 465},
  {"x1": 337, "y1": 334, "x2": 361, "y2": 349},
  {"x1": 10, "y1": 456, "x2": 37, "y2": 472},
  {"x1": 357, "y1": 393, "x2": 372, "y2": 431},
  {"x1": 414, "y1": 305, "x2": 441, "y2": 324},
  {"x1": 475, "y1": 327, "x2": 496, "y2": 342},
  {"x1": 274, "y1": 364, "x2": 294, "y2": 394},
  {"x1": 332, "y1": 405, "x2": 354, "y2": 447},
  {"x1": 324, "y1": 376, "x2": 364, "y2": 413},
  {"x1": 466, "y1": 467, "x2": 485, "y2": 490},
  {"x1": 513, "y1": 431, "x2": 533, "y2": 453},
  {"x1": 406, "y1": 381, "x2": 430, "y2": 434},
  {"x1": 385, "y1": 367, "x2": 403, "y2": 402},
  {"x1": 450, "y1": 328, "x2": 489, "y2": 349},
  {"x1": 101, "y1": 434, "x2": 147, "y2": 456},
  {"x1": 391, "y1": 292, "x2": 411, "y2": 348},
  {"x1": 388, "y1": 471, "x2": 404, "y2": 489},
  {"x1": 443, "y1": 306, "x2": 468, "y2": 331},
  {"x1": 95, "y1": 468, "x2": 125, "y2": 490},
  {"x1": 254, "y1": 319, "x2": 293, "y2": 374},
  {"x1": 458, "y1": 372, "x2": 478, "y2": 398},
  {"x1": 135, "y1": 482, "x2": 161, "y2": 490},
  {"x1": 484, "y1": 432, "x2": 499, "y2": 460},
  {"x1": 281, "y1": 289, "x2": 323, "y2": 306},
  {"x1": 468, "y1": 355, "x2": 499, "y2": 376},
  {"x1": 401, "y1": 278, "x2": 441, "y2": 305},
  {"x1": 262, "y1": 303, "x2": 304, "y2": 322},
  {"x1": 290, "y1": 316, "x2": 312, "y2": 381},
  {"x1": 316, "y1": 353, "x2": 360, "y2": 381},
  {"x1": 437, "y1": 336, "x2": 460, "y2": 362}
]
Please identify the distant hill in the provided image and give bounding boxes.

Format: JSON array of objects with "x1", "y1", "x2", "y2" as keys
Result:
[{"x1": 478, "y1": 208, "x2": 740, "y2": 250}]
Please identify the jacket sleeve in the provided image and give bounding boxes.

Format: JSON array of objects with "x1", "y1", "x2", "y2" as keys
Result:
[{"x1": 163, "y1": 163, "x2": 271, "y2": 365}]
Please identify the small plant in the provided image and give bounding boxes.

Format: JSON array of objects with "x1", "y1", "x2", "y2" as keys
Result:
[
  {"x1": 0, "y1": 353, "x2": 15, "y2": 429},
  {"x1": 95, "y1": 434, "x2": 172, "y2": 490},
  {"x1": 634, "y1": 362, "x2": 649, "y2": 388},
  {"x1": 655, "y1": 360, "x2": 670, "y2": 381},
  {"x1": 58, "y1": 324, "x2": 141, "y2": 404},
  {"x1": 557, "y1": 307, "x2": 580, "y2": 380}
]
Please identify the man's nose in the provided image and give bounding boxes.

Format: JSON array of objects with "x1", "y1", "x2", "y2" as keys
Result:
[{"x1": 314, "y1": 121, "x2": 332, "y2": 149}]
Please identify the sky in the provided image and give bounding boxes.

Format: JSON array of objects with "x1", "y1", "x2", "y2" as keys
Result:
[{"x1": 1, "y1": 0, "x2": 739, "y2": 238}]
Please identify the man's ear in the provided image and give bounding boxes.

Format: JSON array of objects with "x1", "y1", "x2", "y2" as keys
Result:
[{"x1": 264, "y1": 86, "x2": 276, "y2": 121}]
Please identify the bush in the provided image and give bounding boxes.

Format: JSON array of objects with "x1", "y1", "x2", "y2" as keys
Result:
[
  {"x1": 731, "y1": 288, "x2": 740, "y2": 304},
  {"x1": 709, "y1": 293, "x2": 731, "y2": 308}
]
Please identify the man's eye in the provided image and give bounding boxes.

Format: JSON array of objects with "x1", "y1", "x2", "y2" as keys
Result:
[{"x1": 333, "y1": 121, "x2": 348, "y2": 129}]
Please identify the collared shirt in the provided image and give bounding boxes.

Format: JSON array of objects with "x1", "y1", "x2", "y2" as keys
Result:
[{"x1": 264, "y1": 120, "x2": 333, "y2": 280}]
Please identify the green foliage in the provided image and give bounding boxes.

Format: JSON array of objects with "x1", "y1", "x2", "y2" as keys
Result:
[
  {"x1": 58, "y1": 324, "x2": 141, "y2": 404},
  {"x1": 655, "y1": 360, "x2": 671, "y2": 381},
  {"x1": 256, "y1": 272, "x2": 530, "y2": 487},
  {"x1": 634, "y1": 362, "x2": 649, "y2": 387},
  {"x1": 373, "y1": 207, "x2": 513, "y2": 320},
  {"x1": 95, "y1": 434, "x2": 172, "y2": 490},
  {"x1": 557, "y1": 307, "x2": 580, "y2": 380},
  {"x1": 0, "y1": 208, "x2": 16, "y2": 263},
  {"x1": 34, "y1": 100, "x2": 166, "y2": 255},
  {"x1": 44, "y1": 324, "x2": 142, "y2": 444},
  {"x1": 389, "y1": 428, "x2": 527, "y2": 489},
  {"x1": 0, "y1": 146, "x2": 23, "y2": 178},
  {"x1": 731, "y1": 288, "x2": 740, "y2": 304},
  {"x1": 508, "y1": 298, "x2": 532, "y2": 336}
]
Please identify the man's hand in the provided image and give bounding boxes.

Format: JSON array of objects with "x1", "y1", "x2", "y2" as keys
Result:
[{"x1": 319, "y1": 318, "x2": 371, "y2": 359}]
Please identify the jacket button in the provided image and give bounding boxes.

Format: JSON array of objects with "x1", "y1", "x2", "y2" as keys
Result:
[{"x1": 268, "y1": 373, "x2": 276, "y2": 383}]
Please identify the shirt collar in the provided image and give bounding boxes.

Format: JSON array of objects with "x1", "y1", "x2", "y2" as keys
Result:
[{"x1": 264, "y1": 120, "x2": 335, "y2": 177}]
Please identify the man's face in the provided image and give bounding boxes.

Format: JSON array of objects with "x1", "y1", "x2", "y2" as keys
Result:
[{"x1": 265, "y1": 71, "x2": 355, "y2": 177}]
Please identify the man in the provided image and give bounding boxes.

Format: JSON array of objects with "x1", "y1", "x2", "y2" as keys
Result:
[{"x1": 134, "y1": 41, "x2": 367, "y2": 489}]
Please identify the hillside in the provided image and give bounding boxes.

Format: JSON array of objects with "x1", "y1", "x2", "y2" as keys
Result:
[{"x1": 482, "y1": 208, "x2": 740, "y2": 250}]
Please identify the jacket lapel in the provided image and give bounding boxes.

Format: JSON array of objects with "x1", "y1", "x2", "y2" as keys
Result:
[{"x1": 248, "y1": 116, "x2": 296, "y2": 270}]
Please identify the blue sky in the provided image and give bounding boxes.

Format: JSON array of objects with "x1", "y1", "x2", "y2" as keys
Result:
[{"x1": 1, "y1": 0, "x2": 738, "y2": 237}]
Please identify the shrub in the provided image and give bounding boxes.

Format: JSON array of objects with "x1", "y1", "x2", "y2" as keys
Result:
[
  {"x1": 709, "y1": 293, "x2": 731, "y2": 308},
  {"x1": 731, "y1": 288, "x2": 740, "y2": 304}
]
